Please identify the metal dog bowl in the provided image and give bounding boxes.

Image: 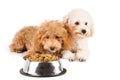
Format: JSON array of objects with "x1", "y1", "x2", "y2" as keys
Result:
[{"x1": 20, "y1": 59, "x2": 66, "y2": 77}]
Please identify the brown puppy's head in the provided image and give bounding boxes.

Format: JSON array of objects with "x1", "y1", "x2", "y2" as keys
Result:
[{"x1": 33, "y1": 20, "x2": 71, "y2": 53}]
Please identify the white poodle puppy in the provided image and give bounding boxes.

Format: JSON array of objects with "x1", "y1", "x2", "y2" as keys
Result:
[{"x1": 62, "y1": 8, "x2": 94, "y2": 62}]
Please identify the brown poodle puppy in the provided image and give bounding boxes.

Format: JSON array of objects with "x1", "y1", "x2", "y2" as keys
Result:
[{"x1": 9, "y1": 20, "x2": 72, "y2": 59}]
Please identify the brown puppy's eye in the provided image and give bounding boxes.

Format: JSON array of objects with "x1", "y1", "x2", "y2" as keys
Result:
[
  {"x1": 45, "y1": 36, "x2": 49, "y2": 39},
  {"x1": 75, "y1": 21, "x2": 80, "y2": 25},
  {"x1": 85, "y1": 22, "x2": 88, "y2": 25},
  {"x1": 55, "y1": 36, "x2": 60, "y2": 39}
]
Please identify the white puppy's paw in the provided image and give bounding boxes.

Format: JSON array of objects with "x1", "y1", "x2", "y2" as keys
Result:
[
  {"x1": 77, "y1": 57, "x2": 86, "y2": 62},
  {"x1": 76, "y1": 52, "x2": 89, "y2": 62},
  {"x1": 61, "y1": 50, "x2": 75, "y2": 61}
]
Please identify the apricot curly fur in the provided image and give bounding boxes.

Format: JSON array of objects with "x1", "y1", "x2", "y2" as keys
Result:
[{"x1": 9, "y1": 20, "x2": 72, "y2": 59}]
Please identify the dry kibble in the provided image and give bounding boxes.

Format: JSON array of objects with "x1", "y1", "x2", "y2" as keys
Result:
[{"x1": 27, "y1": 53, "x2": 59, "y2": 62}]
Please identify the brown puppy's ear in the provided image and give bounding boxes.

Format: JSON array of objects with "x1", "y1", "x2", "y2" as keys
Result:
[
  {"x1": 62, "y1": 25, "x2": 72, "y2": 50},
  {"x1": 32, "y1": 29, "x2": 43, "y2": 52},
  {"x1": 63, "y1": 34, "x2": 72, "y2": 50}
]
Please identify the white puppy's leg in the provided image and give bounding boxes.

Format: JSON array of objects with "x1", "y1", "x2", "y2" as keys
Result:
[
  {"x1": 76, "y1": 49, "x2": 89, "y2": 62},
  {"x1": 61, "y1": 50, "x2": 75, "y2": 61}
]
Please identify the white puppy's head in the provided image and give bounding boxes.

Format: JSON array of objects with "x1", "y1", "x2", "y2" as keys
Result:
[{"x1": 64, "y1": 8, "x2": 94, "y2": 39}]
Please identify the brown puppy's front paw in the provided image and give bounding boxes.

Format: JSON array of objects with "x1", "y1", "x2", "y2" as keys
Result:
[
  {"x1": 23, "y1": 54, "x2": 30, "y2": 60},
  {"x1": 23, "y1": 50, "x2": 35, "y2": 60},
  {"x1": 23, "y1": 53, "x2": 31, "y2": 60}
]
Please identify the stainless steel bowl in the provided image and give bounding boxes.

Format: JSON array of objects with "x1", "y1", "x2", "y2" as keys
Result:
[{"x1": 20, "y1": 59, "x2": 66, "y2": 77}]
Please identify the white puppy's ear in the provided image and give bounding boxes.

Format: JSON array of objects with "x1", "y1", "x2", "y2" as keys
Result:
[
  {"x1": 87, "y1": 25, "x2": 94, "y2": 37},
  {"x1": 63, "y1": 15, "x2": 69, "y2": 24}
]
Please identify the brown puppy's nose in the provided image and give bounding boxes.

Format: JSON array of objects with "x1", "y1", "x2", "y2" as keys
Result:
[
  {"x1": 50, "y1": 47, "x2": 55, "y2": 51},
  {"x1": 81, "y1": 29, "x2": 86, "y2": 34}
]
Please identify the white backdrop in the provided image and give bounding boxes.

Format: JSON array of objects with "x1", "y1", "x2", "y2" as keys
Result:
[{"x1": 0, "y1": 0, "x2": 120, "y2": 80}]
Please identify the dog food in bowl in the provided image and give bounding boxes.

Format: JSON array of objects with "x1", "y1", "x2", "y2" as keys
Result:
[{"x1": 27, "y1": 53, "x2": 60, "y2": 62}]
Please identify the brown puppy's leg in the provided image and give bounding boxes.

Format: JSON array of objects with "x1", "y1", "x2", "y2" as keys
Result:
[
  {"x1": 23, "y1": 50, "x2": 35, "y2": 59},
  {"x1": 9, "y1": 38, "x2": 26, "y2": 53}
]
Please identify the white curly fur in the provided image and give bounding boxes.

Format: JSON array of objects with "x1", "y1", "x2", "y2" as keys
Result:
[{"x1": 62, "y1": 8, "x2": 94, "y2": 62}]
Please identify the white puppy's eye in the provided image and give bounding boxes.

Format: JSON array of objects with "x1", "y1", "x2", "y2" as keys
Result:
[
  {"x1": 75, "y1": 21, "x2": 80, "y2": 25},
  {"x1": 85, "y1": 22, "x2": 88, "y2": 25}
]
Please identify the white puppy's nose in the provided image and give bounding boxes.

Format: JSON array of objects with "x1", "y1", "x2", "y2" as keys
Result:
[{"x1": 81, "y1": 29, "x2": 86, "y2": 34}]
